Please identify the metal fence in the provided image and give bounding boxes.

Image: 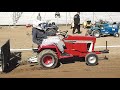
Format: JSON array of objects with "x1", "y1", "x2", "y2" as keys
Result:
[{"x1": 0, "y1": 12, "x2": 77, "y2": 25}]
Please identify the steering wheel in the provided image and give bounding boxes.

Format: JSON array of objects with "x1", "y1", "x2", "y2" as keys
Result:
[{"x1": 58, "y1": 30, "x2": 68, "y2": 38}]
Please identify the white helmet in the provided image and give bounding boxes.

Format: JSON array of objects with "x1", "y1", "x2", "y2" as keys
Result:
[{"x1": 33, "y1": 20, "x2": 44, "y2": 30}]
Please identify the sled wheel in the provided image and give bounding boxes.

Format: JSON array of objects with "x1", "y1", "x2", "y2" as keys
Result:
[
  {"x1": 114, "y1": 33, "x2": 119, "y2": 37},
  {"x1": 38, "y1": 49, "x2": 58, "y2": 69},
  {"x1": 85, "y1": 53, "x2": 98, "y2": 66},
  {"x1": 93, "y1": 30, "x2": 101, "y2": 38}
]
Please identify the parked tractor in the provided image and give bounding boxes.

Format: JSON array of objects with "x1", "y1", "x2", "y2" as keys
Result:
[
  {"x1": 86, "y1": 21, "x2": 120, "y2": 38},
  {"x1": 83, "y1": 20, "x2": 92, "y2": 29}
]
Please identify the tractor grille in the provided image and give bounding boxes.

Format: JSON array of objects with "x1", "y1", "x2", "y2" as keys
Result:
[{"x1": 87, "y1": 43, "x2": 91, "y2": 51}]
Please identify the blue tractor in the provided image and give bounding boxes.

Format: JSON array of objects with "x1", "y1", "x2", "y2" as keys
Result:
[{"x1": 86, "y1": 21, "x2": 120, "y2": 38}]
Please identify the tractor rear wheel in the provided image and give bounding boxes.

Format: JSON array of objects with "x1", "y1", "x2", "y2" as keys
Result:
[
  {"x1": 85, "y1": 53, "x2": 98, "y2": 66},
  {"x1": 92, "y1": 30, "x2": 101, "y2": 38},
  {"x1": 38, "y1": 49, "x2": 58, "y2": 69}
]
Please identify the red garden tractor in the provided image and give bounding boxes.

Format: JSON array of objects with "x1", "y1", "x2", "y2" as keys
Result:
[{"x1": 33, "y1": 31, "x2": 109, "y2": 69}]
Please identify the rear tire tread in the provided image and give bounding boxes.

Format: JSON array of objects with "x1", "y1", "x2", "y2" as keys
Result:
[{"x1": 38, "y1": 49, "x2": 58, "y2": 69}]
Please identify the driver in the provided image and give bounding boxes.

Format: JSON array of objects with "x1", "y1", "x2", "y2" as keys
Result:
[{"x1": 32, "y1": 20, "x2": 66, "y2": 54}]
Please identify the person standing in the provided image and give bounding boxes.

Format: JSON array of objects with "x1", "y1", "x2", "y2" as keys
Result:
[
  {"x1": 37, "y1": 13, "x2": 41, "y2": 21},
  {"x1": 73, "y1": 12, "x2": 81, "y2": 34}
]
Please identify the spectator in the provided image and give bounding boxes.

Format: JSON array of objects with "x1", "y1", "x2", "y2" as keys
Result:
[
  {"x1": 73, "y1": 12, "x2": 81, "y2": 34},
  {"x1": 55, "y1": 12, "x2": 60, "y2": 18},
  {"x1": 37, "y1": 13, "x2": 41, "y2": 21}
]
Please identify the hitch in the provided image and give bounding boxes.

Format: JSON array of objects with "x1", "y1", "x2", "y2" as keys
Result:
[
  {"x1": 105, "y1": 41, "x2": 108, "y2": 50},
  {"x1": 100, "y1": 41, "x2": 109, "y2": 53},
  {"x1": 100, "y1": 41, "x2": 109, "y2": 60}
]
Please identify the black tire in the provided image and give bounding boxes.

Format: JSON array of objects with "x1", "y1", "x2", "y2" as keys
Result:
[
  {"x1": 38, "y1": 49, "x2": 58, "y2": 69},
  {"x1": 92, "y1": 30, "x2": 101, "y2": 38},
  {"x1": 114, "y1": 33, "x2": 119, "y2": 37},
  {"x1": 85, "y1": 53, "x2": 98, "y2": 66}
]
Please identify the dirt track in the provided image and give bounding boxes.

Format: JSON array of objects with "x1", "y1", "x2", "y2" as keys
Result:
[{"x1": 0, "y1": 25, "x2": 120, "y2": 78}]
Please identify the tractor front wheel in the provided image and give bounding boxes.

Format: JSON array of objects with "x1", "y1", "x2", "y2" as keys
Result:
[
  {"x1": 38, "y1": 49, "x2": 58, "y2": 69},
  {"x1": 85, "y1": 53, "x2": 98, "y2": 66}
]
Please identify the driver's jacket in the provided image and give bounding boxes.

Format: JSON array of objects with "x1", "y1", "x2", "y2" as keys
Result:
[{"x1": 32, "y1": 27, "x2": 47, "y2": 45}]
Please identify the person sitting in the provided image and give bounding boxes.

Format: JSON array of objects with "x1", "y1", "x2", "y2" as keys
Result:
[
  {"x1": 32, "y1": 20, "x2": 69, "y2": 56},
  {"x1": 112, "y1": 22, "x2": 117, "y2": 28}
]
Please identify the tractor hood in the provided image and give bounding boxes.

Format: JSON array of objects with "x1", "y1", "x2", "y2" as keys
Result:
[{"x1": 64, "y1": 35, "x2": 96, "y2": 43}]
